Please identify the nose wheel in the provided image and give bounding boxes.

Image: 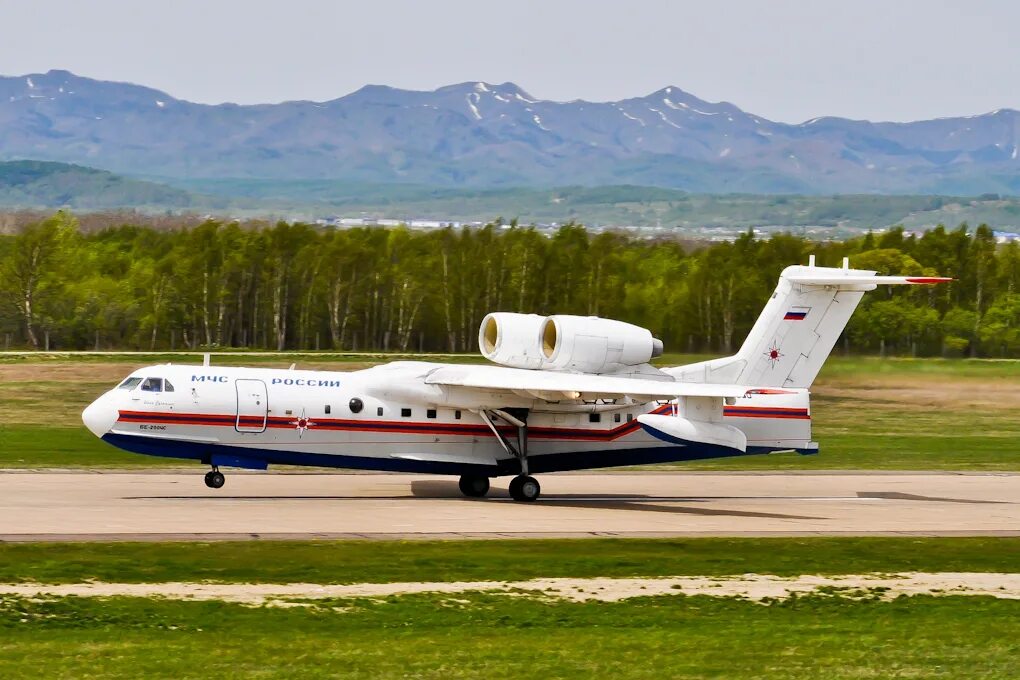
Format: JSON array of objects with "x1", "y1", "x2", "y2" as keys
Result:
[
  {"x1": 509, "y1": 475, "x2": 540, "y2": 502},
  {"x1": 204, "y1": 468, "x2": 225, "y2": 489}
]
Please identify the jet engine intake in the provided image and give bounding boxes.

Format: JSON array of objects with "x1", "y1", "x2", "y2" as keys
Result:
[
  {"x1": 540, "y1": 315, "x2": 663, "y2": 374},
  {"x1": 478, "y1": 312, "x2": 548, "y2": 369}
]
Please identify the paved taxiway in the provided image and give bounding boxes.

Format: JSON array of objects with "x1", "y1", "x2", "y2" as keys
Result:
[{"x1": 0, "y1": 471, "x2": 1017, "y2": 541}]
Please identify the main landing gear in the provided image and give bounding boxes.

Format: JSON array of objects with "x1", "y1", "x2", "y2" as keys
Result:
[
  {"x1": 479, "y1": 408, "x2": 541, "y2": 502},
  {"x1": 458, "y1": 474, "x2": 490, "y2": 498},
  {"x1": 508, "y1": 475, "x2": 540, "y2": 502},
  {"x1": 457, "y1": 471, "x2": 539, "y2": 502},
  {"x1": 204, "y1": 467, "x2": 225, "y2": 489}
]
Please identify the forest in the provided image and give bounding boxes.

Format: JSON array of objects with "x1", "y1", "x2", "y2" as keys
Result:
[{"x1": 1, "y1": 210, "x2": 1018, "y2": 357}]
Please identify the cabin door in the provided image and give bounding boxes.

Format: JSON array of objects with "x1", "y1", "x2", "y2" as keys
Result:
[{"x1": 235, "y1": 379, "x2": 268, "y2": 433}]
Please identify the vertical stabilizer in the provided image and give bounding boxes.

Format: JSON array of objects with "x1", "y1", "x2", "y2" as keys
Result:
[{"x1": 669, "y1": 262, "x2": 949, "y2": 389}]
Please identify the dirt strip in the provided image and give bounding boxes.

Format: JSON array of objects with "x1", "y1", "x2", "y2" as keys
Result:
[{"x1": 1, "y1": 573, "x2": 1018, "y2": 604}]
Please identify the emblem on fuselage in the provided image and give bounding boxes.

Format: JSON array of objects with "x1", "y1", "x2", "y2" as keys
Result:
[{"x1": 290, "y1": 408, "x2": 316, "y2": 438}]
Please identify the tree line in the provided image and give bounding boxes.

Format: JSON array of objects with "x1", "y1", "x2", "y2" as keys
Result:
[{"x1": 2, "y1": 211, "x2": 1019, "y2": 357}]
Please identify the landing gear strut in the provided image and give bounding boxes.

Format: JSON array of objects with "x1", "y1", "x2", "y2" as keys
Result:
[
  {"x1": 458, "y1": 475, "x2": 490, "y2": 498},
  {"x1": 479, "y1": 408, "x2": 541, "y2": 502},
  {"x1": 204, "y1": 467, "x2": 225, "y2": 489}
]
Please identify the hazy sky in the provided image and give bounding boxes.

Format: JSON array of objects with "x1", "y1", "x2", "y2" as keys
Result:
[{"x1": 1, "y1": 0, "x2": 1017, "y2": 123}]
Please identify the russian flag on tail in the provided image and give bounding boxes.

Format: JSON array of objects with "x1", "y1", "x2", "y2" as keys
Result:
[{"x1": 784, "y1": 306, "x2": 810, "y2": 321}]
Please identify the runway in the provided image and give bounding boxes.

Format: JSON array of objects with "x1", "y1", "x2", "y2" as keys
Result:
[{"x1": 1, "y1": 471, "x2": 1017, "y2": 541}]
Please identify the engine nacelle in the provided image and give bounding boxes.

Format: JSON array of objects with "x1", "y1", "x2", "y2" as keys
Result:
[
  {"x1": 478, "y1": 312, "x2": 548, "y2": 369},
  {"x1": 540, "y1": 315, "x2": 663, "y2": 373}
]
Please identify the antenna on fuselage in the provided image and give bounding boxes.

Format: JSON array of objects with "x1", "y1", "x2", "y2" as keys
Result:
[
  {"x1": 203, "y1": 353, "x2": 210, "y2": 367},
  {"x1": 289, "y1": 363, "x2": 297, "y2": 370}
]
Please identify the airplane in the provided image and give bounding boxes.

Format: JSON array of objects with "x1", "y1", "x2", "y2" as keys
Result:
[{"x1": 81, "y1": 258, "x2": 949, "y2": 502}]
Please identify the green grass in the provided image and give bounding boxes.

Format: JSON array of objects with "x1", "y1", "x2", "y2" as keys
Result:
[
  {"x1": 816, "y1": 355, "x2": 1020, "y2": 378},
  {"x1": 1, "y1": 538, "x2": 1017, "y2": 676},
  {"x1": 1, "y1": 538, "x2": 1017, "y2": 585},
  {"x1": 0, "y1": 593, "x2": 1018, "y2": 678},
  {"x1": 0, "y1": 425, "x2": 182, "y2": 467}
]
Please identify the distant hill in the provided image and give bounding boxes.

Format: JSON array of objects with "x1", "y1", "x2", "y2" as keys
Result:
[
  {"x1": 6, "y1": 162, "x2": 1020, "y2": 234},
  {"x1": 0, "y1": 160, "x2": 197, "y2": 209},
  {"x1": 2, "y1": 70, "x2": 1020, "y2": 194}
]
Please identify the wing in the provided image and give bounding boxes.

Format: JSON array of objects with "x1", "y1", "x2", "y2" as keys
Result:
[{"x1": 424, "y1": 364, "x2": 757, "y2": 401}]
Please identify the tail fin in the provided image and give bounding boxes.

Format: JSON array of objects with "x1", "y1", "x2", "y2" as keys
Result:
[{"x1": 669, "y1": 260, "x2": 950, "y2": 389}]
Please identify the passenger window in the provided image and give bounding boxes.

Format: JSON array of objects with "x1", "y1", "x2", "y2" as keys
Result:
[
  {"x1": 454, "y1": 410, "x2": 461, "y2": 420},
  {"x1": 614, "y1": 413, "x2": 621, "y2": 423},
  {"x1": 325, "y1": 405, "x2": 331, "y2": 415},
  {"x1": 427, "y1": 409, "x2": 437, "y2": 419},
  {"x1": 349, "y1": 398, "x2": 364, "y2": 414},
  {"x1": 118, "y1": 377, "x2": 143, "y2": 390},
  {"x1": 140, "y1": 378, "x2": 163, "y2": 392},
  {"x1": 401, "y1": 408, "x2": 412, "y2": 418},
  {"x1": 589, "y1": 413, "x2": 601, "y2": 423},
  {"x1": 164, "y1": 380, "x2": 175, "y2": 393},
  {"x1": 627, "y1": 414, "x2": 633, "y2": 422},
  {"x1": 377, "y1": 407, "x2": 384, "y2": 416}
]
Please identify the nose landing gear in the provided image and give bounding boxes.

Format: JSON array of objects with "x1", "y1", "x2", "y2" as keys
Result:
[{"x1": 204, "y1": 468, "x2": 225, "y2": 489}]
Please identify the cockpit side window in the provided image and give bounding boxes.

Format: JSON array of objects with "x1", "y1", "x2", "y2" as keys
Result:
[
  {"x1": 164, "y1": 380, "x2": 175, "y2": 393},
  {"x1": 140, "y1": 378, "x2": 163, "y2": 393},
  {"x1": 118, "y1": 377, "x2": 143, "y2": 390}
]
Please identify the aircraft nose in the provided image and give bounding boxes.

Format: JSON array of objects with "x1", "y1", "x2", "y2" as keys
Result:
[{"x1": 82, "y1": 397, "x2": 117, "y2": 438}]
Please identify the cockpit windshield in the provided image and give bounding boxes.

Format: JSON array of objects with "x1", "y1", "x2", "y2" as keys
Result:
[
  {"x1": 141, "y1": 378, "x2": 162, "y2": 392},
  {"x1": 118, "y1": 377, "x2": 175, "y2": 392}
]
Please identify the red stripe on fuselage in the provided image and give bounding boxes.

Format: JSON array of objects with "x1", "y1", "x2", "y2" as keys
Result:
[
  {"x1": 117, "y1": 402, "x2": 808, "y2": 438},
  {"x1": 723, "y1": 406, "x2": 810, "y2": 419}
]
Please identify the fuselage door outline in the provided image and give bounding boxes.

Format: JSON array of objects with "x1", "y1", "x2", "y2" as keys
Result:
[{"x1": 235, "y1": 378, "x2": 268, "y2": 433}]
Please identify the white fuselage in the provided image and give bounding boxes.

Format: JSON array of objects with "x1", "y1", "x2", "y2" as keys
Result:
[{"x1": 82, "y1": 361, "x2": 813, "y2": 475}]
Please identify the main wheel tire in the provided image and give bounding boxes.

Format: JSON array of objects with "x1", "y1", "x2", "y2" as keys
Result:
[
  {"x1": 458, "y1": 475, "x2": 490, "y2": 498},
  {"x1": 509, "y1": 475, "x2": 540, "y2": 502},
  {"x1": 205, "y1": 471, "x2": 225, "y2": 489}
]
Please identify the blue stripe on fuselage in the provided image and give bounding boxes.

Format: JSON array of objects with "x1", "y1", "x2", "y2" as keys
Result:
[{"x1": 100, "y1": 432, "x2": 775, "y2": 476}]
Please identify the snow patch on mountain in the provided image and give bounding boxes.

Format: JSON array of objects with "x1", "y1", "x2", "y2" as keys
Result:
[
  {"x1": 663, "y1": 97, "x2": 716, "y2": 116},
  {"x1": 466, "y1": 93, "x2": 481, "y2": 120},
  {"x1": 619, "y1": 108, "x2": 645, "y2": 126},
  {"x1": 650, "y1": 108, "x2": 682, "y2": 130}
]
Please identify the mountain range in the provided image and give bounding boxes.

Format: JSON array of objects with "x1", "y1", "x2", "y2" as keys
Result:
[{"x1": 2, "y1": 70, "x2": 1020, "y2": 194}]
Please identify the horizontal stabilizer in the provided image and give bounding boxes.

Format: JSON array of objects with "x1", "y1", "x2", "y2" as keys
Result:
[{"x1": 785, "y1": 275, "x2": 952, "y2": 287}]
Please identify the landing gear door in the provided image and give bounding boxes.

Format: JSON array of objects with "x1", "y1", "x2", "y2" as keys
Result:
[{"x1": 235, "y1": 379, "x2": 268, "y2": 433}]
